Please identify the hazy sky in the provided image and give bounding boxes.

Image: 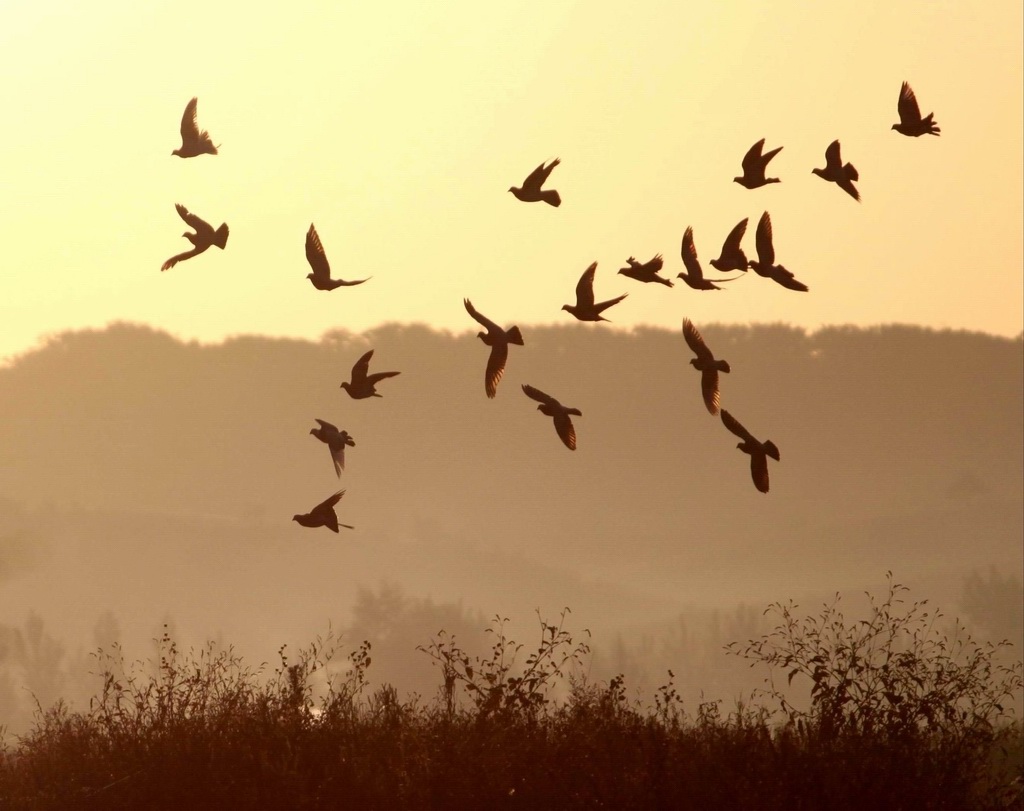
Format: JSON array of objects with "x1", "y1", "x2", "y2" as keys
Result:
[{"x1": 0, "y1": 0, "x2": 1021, "y2": 361}]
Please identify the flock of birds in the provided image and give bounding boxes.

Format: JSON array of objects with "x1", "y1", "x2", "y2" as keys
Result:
[{"x1": 162, "y1": 83, "x2": 941, "y2": 531}]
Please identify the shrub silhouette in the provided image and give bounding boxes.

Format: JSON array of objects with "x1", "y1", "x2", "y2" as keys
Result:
[{"x1": 0, "y1": 589, "x2": 1020, "y2": 809}]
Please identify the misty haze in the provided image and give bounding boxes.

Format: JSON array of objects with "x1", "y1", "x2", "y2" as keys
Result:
[{"x1": 0, "y1": 321, "x2": 1019, "y2": 729}]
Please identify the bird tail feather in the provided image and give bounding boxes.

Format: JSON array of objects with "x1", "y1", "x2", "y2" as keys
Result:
[
  {"x1": 764, "y1": 441, "x2": 781, "y2": 461},
  {"x1": 541, "y1": 190, "x2": 561, "y2": 207},
  {"x1": 506, "y1": 325, "x2": 525, "y2": 345},
  {"x1": 214, "y1": 224, "x2": 229, "y2": 248}
]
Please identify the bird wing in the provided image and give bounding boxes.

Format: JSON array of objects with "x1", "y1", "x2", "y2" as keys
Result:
[
  {"x1": 575, "y1": 262, "x2": 598, "y2": 308},
  {"x1": 174, "y1": 204, "x2": 211, "y2": 234},
  {"x1": 464, "y1": 298, "x2": 501, "y2": 334},
  {"x1": 721, "y1": 409, "x2": 756, "y2": 442},
  {"x1": 741, "y1": 139, "x2": 765, "y2": 174},
  {"x1": 365, "y1": 371, "x2": 400, "y2": 386},
  {"x1": 750, "y1": 453, "x2": 770, "y2": 493},
  {"x1": 522, "y1": 384, "x2": 559, "y2": 407},
  {"x1": 314, "y1": 489, "x2": 345, "y2": 514},
  {"x1": 160, "y1": 247, "x2": 201, "y2": 271},
  {"x1": 594, "y1": 293, "x2": 627, "y2": 315},
  {"x1": 755, "y1": 212, "x2": 775, "y2": 266},
  {"x1": 552, "y1": 413, "x2": 577, "y2": 450},
  {"x1": 484, "y1": 343, "x2": 508, "y2": 399},
  {"x1": 825, "y1": 140, "x2": 842, "y2": 170},
  {"x1": 721, "y1": 218, "x2": 748, "y2": 255},
  {"x1": 680, "y1": 227, "x2": 704, "y2": 280},
  {"x1": 180, "y1": 97, "x2": 200, "y2": 141},
  {"x1": 898, "y1": 82, "x2": 922, "y2": 124},
  {"x1": 701, "y1": 369, "x2": 721, "y2": 416},
  {"x1": 838, "y1": 175, "x2": 861, "y2": 202},
  {"x1": 305, "y1": 224, "x2": 331, "y2": 281},
  {"x1": 769, "y1": 265, "x2": 809, "y2": 292},
  {"x1": 351, "y1": 350, "x2": 374, "y2": 383},
  {"x1": 682, "y1": 318, "x2": 714, "y2": 362},
  {"x1": 330, "y1": 443, "x2": 345, "y2": 476},
  {"x1": 522, "y1": 158, "x2": 559, "y2": 191},
  {"x1": 643, "y1": 254, "x2": 664, "y2": 273}
]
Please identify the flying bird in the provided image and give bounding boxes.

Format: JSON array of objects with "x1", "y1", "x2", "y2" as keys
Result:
[
  {"x1": 509, "y1": 159, "x2": 561, "y2": 207},
  {"x1": 812, "y1": 140, "x2": 860, "y2": 202},
  {"x1": 682, "y1": 319, "x2": 731, "y2": 416},
  {"x1": 748, "y1": 212, "x2": 809, "y2": 292},
  {"x1": 340, "y1": 350, "x2": 400, "y2": 399},
  {"x1": 709, "y1": 218, "x2": 750, "y2": 273},
  {"x1": 464, "y1": 298, "x2": 524, "y2": 398},
  {"x1": 171, "y1": 97, "x2": 219, "y2": 158},
  {"x1": 678, "y1": 227, "x2": 742, "y2": 291},
  {"x1": 892, "y1": 82, "x2": 940, "y2": 137},
  {"x1": 309, "y1": 419, "x2": 355, "y2": 477},
  {"x1": 562, "y1": 263, "x2": 628, "y2": 321},
  {"x1": 721, "y1": 410, "x2": 780, "y2": 494},
  {"x1": 733, "y1": 139, "x2": 783, "y2": 189},
  {"x1": 160, "y1": 204, "x2": 228, "y2": 271},
  {"x1": 618, "y1": 255, "x2": 673, "y2": 287},
  {"x1": 292, "y1": 490, "x2": 353, "y2": 532},
  {"x1": 305, "y1": 224, "x2": 370, "y2": 290},
  {"x1": 522, "y1": 384, "x2": 582, "y2": 451}
]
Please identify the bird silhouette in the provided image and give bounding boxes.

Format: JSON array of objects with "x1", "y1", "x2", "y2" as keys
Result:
[
  {"x1": 292, "y1": 490, "x2": 353, "y2": 532},
  {"x1": 160, "y1": 204, "x2": 229, "y2": 271},
  {"x1": 305, "y1": 224, "x2": 370, "y2": 290},
  {"x1": 309, "y1": 419, "x2": 355, "y2": 477},
  {"x1": 709, "y1": 218, "x2": 750, "y2": 273},
  {"x1": 733, "y1": 139, "x2": 783, "y2": 189},
  {"x1": 678, "y1": 227, "x2": 742, "y2": 291},
  {"x1": 340, "y1": 350, "x2": 400, "y2": 399},
  {"x1": 682, "y1": 319, "x2": 731, "y2": 415},
  {"x1": 509, "y1": 159, "x2": 561, "y2": 207},
  {"x1": 892, "y1": 82, "x2": 940, "y2": 137},
  {"x1": 721, "y1": 410, "x2": 780, "y2": 493},
  {"x1": 562, "y1": 263, "x2": 628, "y2": 321},
  {"x1": 464, "y1": 298, "x2": 524, "y2": 398},
  {"x1": 618, "y1": 255, "x2": 673, "y2": 287},
  {"x1": 748, "y1": 212, "x2": 809, "y2": 292},
  {"x1": 522, "y1": 384, "x2": 582, "y2": 451},
  {"x1": 171, "y1": 97, "x2": 219, "y2": 158},
  {"x1": 812, "y1": 140, "x2": 860, "y2": 202}
]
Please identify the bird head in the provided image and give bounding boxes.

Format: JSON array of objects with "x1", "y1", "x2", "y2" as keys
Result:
[
  {"x1": 306, "y1": 272, "x2": 315, "y2": 280},
  {"x1": 890, "y1": 124, "x2": 899, "y2": 131},
  {"x1": 171, "y1": 149, "x2": 180, "y2": 157},
  {"x1": 561, "y1": 304, "x2": 572, "y2": 313},
  {"x1": 732, "y1": 176, "x2": 743, "y2": 185},
  {"x1": 340, "y1": 382, "x2": 351, "y2": 393},
  {"x1": 291, "y1": 515, "x2": 301, "y2": 523},
  {"x1": 811, "y1": 168, "x2": 824, "y2": 178},
  {"x1": 309, "y1": 428, "x2": 317, "y2": 436},
  {"x1": 688, "y1": 359, "x2": 699, "y2": 369},
  {"x1": 676, "y1": 273, "x2": 687, "y2": 280},
  {"x1": 476, "y1": 331, "x2": 491, "y2": 345},
  {"x1": 507, "y1": 187, "x2": 516, "y2": 194}
]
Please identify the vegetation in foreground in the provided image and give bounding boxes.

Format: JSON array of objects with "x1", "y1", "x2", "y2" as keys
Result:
[{"x1": 1, "y1": 577, "x2": 1021, "y2": 810}]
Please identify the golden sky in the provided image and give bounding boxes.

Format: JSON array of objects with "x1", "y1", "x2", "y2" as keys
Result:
[{"x1": 0, "y1": 0, "x2": 1020, "y2": 361}]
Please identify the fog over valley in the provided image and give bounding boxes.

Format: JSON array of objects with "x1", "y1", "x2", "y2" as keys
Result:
[{"x1": 0, "y1": 321, "x2": 1020, "y2": 733}]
